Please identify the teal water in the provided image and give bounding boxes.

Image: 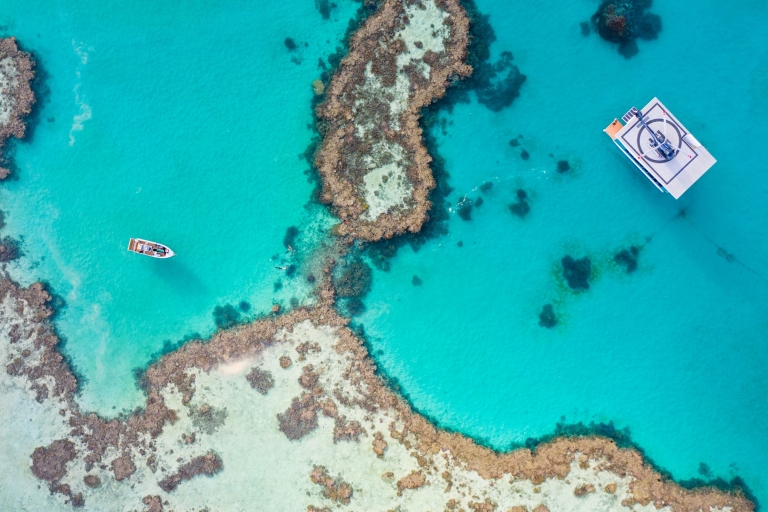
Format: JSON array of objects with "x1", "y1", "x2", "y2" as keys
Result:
[
  {"x1": 3, "y1": 0, "x2": 768, "y2": 506},
  {"x1": 0, "y1": 0, "x2": 359, "y2": 414},
  {"x1": 358, "y1": 0, "x2": 768, "y2": 504}
]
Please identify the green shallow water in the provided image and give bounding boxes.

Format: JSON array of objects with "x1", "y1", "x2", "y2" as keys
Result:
[{"x1": 1, "y1": 0, "x2": 359, "y2": 414}]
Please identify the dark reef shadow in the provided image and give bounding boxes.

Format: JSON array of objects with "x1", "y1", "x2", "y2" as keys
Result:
[{"x1": 149, "y1": 258, "x2": 209, "y2": 297}]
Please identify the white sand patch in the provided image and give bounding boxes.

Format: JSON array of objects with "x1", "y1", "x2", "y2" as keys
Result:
[
  {"x1": 362, "y1": 141, "x2": 413, "y2": 220},
  {"x1": 0, "y1": 56, "x2": 20, "y2": 127},
  {"x1": 396, "y1": 0, "x2": 449, "y2": 66}
]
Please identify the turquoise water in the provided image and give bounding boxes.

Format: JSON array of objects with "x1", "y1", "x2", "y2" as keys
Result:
[
  {"x1": 3, "y1": 0, "x2": 768, "y2": 506},
  {"x1": 358, "y1": 0, "x2": 768, "y2": 504},
  {"x1": 0, "y1": 0, "x2": 359, "y2": 414}
]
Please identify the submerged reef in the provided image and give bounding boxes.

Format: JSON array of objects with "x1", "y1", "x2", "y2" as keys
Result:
[
  {"x1": 0, "y1": 38, "x2": 35, "y2": 179},
  {"x1": 562, "y1": 255, "x2": 592, "y2": 290},
  {"x1": 473, "y1": 50, "x2": 527, "y2": 112},
  {"x1": 212, "y1": 303, "x2": 241, "y2": 330},
  {"x1": 591, "y1": 0, "x2": 662, "y2": 58},
  {"x1": 538, "y1": 304, "x2": 557, "y2": 328},
  {"x1": 615, "y1": 245, "x2": 641, "y2": 273},
  {"x1": 509, "y1": 188, "x2": 531, "y2": 219},
  {"x1": 157, "y1": 452, "x2": 223, "y2": 492},
  {"x1": 457, "y1": 196, "x2": 473, "y2": 220},
  {"x1": 0, "y1": 235, "x2": 21, "y2": 262},
  {"x1": 246, "y1": 366, "x2": 275, "y2": 394},
  {"x1": 315, "y1": 0, "x2": 471, "y2": 241}
]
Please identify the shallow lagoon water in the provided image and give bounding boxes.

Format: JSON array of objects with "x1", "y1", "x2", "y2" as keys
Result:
[
  {"x1": 358, "y1": 0, "x2": 768, "y2": 503},
  {"x1": 0, "y1": 0, "x2": 359, "y2": 414}
]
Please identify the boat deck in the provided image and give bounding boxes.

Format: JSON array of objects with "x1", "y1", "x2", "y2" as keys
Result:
[{"x1": 608, "y1": 98, "x2": 716, "y2": 199}]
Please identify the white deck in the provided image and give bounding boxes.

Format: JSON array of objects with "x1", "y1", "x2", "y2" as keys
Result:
[{"x1": 612, "y1": 98, "x2": 716, "y2": 199}]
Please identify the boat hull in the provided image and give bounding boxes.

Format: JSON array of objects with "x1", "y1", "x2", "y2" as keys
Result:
[{"x1": 128, "y1": 238, "x2": 175, "y2": 258}]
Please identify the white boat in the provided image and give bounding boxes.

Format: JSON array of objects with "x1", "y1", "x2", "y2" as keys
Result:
[
  {"x1": 128, "y1": 238, "x2": 175, "y2": 259},
  {"x1": 604, "y1": 98, "x2": 716, "y2": 199}
]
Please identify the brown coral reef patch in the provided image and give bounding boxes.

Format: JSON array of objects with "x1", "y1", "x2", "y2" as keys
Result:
[
  {"x1": 30, "y1": 439, "x2": 77, "y2": 482},
  {"x1": 157, "y1": 452, "x2": 223, "y2": 492},
  {"x1": 0, "y1": 38, "x2": 35, "y2": 178},
  {"x1": 315, "y1": 0, "x2": 471, "y2": 241},
  {"x1": 310, "y1": 465, "x2": 354, "y2": 504}
]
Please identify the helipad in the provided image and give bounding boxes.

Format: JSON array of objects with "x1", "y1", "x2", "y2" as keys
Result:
[{"x1": 604, "y1": 98, "x2": 716, "y2": 198}]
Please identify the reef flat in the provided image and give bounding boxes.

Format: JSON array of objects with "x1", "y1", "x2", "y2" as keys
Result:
[
  {"x1": 0, "y1": 277, "x2": 755, "y2": 511},
  {"x1": 0, "y1": 38, "x2": 35, "y2": 179},
  {"x1": 315, "y1": 0, "x2": 471, "y2": 241}
]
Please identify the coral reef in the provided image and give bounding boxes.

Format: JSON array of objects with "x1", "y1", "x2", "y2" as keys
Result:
[
  {"x1": 157, "y1": 452, "x2": 223, "y2": 492},
  {"x1": 315, "y1": 0, "x2": 471, "y2": 241},
  {"x1": 0, "y1": 38, "x2": 35, "y2": 178},
  {"x1": 397, "y1": 469, "x2": 426, "y2": 495},
  {"x1": 562, "y1": 255, "x2": 592, "y2": 290},
  {"x1": 457, "y1": 196, "x2": 473, "y2": 220},
  {"x1": 614, "y1": 246, "x2": 640, "y2": 273},
  {"x1": 591, "y1": 0, "x2": 662, "y2": 58},
  {"x1": 538, "y1": 304, "x2": 557, "y2": 329},
  {"x1": 246, "y1": 366, "x2": 275, "y2": 394},
  {"x1": 110, "y1": 453, "x2": 136, "y2": 482},
  {"x1": 474, "y1": 51, "x2": 527, "y2": 112},
  {"x1": 310, "y1": 466, "x2": 353, "y2": 504},
  {"x1": 278, "y1": 392, "x2": 321, "y2": 440},
  {"x1": 30, "y1": 439, "x2": 76, "y2": 482},
  {"x1": 333, "y1": 259, "x2": 372, "y2": 299},
  {"x1": 0, "y1": 235, "x2": 21, "y2": 262},
  {"x1": 212, "y1": 304, "x2": 241, "y2": 329},
  {"x1": 509, "y1": 189, "x2": 531, "y2": 219},
  {"x1": 556, "y1": 160, "x2": 570, "y2": 173}
]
